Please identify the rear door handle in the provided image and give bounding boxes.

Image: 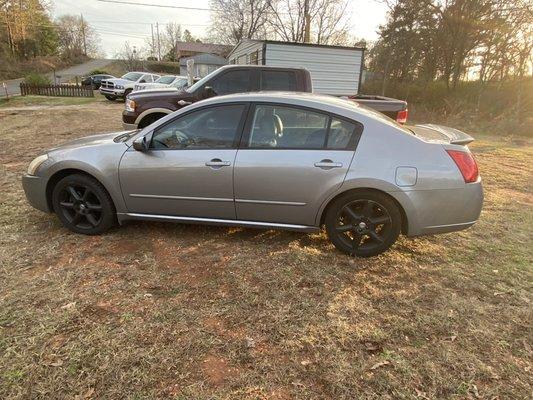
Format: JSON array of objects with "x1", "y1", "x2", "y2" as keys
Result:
[
  {"x1": 205, "y1": 158, "x2": 231, "y2": 167},
  {"x1": 314, "y1": 159, "x2": 343, "y2": 169}
]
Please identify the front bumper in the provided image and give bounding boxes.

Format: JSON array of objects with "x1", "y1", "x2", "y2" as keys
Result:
[
  {"x1": 99, "y1": 87, "x2": 125, "y2": 97},
  {"x1": 22, "y1": 174, "x2": 51, "y2": 213},
  {"x1": 122, "y1": 111, "x2": 138, "y2": 130}
]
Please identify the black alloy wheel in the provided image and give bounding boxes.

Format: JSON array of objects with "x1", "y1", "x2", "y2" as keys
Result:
[
  {"x1": 325, "y1": 190, "x2": 401, "y2": 257},
  {"x1": 52, "y1": 174, "x2": 116, "y2": 235}
]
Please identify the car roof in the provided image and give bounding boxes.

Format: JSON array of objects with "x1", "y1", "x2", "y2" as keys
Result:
[
  {"x1": 194, "y1": 91, "x2": 385, "y2": 120},
  {"x1": 217, "y1": 64, "x2": 307, "y2": 72}
]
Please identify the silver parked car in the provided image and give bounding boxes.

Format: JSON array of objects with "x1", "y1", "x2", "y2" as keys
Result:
[
  {"x1": 133, "y1": 75, "x2": 189, "y2": 92},
  {"x1": 22, "y1": 93, "x2": 483, "y2": 257}
]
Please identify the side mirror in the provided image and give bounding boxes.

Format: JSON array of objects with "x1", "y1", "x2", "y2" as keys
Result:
[
  {"x1": 139, "y1": 79, "x2": 146, "y2": 83},
  {"x1": 204, "y1": 86, "x2": 216, "y2": 98},
  {"x1": 132, "y1": 136, "x2": 149, "y2": 151}
]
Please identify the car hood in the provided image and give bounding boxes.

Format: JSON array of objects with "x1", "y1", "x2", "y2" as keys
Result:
[
  {"x1": 103, "y1": 78, "x2": 132, "y2": 85},
  {"x1": 139, "y1": 82, "x2": 169, "y2": 88},
  {"x1": 129, "y1": 88, "x2": 187, "y2": 100},
  {"x1": 47, "y1": 132, "x2": 132, "y2": 153}
]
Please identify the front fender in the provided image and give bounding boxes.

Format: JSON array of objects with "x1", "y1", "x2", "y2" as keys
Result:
[
  {"x1": 134, "y1": 107, "x2": 174, "y2": 126},
  {"x1": 44, "y1": 158, "x2": 127, "y2": 214}
]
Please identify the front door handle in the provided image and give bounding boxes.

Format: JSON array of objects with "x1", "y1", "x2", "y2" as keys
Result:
[
  {"x1": 205, "y1": 158, "x2": 231, "y2": 168},
  {"x1": 314, "y1": 159, "x2": 343, "y2": 169}
]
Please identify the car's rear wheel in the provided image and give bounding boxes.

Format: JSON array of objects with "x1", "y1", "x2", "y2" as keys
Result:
[
  {"x1": 52, "y1": 174, "x2": 116, "y2": 235},
  {"x1": 104, "y1": 95, "x2": 116, "y2": 101},
  {"x1": 325, "y1": 190, "x2": 402, "y2": 257}
]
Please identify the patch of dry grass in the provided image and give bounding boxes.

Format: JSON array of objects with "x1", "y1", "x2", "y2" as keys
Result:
[{"x1": 0, "y1": 103, "x2": 531, "y2": 399}]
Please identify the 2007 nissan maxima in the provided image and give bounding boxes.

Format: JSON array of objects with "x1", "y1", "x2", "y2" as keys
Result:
[{"x1": 22, "y1": 92, "x2": 483, "y2": 257}]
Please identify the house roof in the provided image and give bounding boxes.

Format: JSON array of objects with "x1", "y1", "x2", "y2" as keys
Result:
[
  {"x1": 179, "y1": 53, "x2": 228, "y2": 66},
  {"x1": 175, "y1": 41, "x2": 232, "y2": 57},
  {"x1": 228, "y1": 39, "x2": 365, "y2": 59}
]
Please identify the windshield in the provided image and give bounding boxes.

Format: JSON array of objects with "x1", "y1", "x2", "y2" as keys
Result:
[
  {"x1": 186, "y1": 69, "x2": 221, "y2": 93},
  {"x1": 121, "y1": 72, "x2": 143, "y2": 81},
  {"x1": 156, "y1": 75, "x2": 176, "y2": 84},
  {"x1": 171, "y1": 78, "x2": 189, "y2": 89}
]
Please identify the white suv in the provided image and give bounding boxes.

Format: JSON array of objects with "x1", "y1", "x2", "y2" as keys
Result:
[{"x1": 99, "y1": 72, "x2": 160, "y2": 101}]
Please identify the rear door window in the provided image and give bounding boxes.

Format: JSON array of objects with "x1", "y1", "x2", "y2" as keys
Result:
[
  {"x1": 261, "y1": 71, "x2": 297, "y2": 91},
  {"x1": 247, "y1": 105, "x2": 328, "y2": 149}
]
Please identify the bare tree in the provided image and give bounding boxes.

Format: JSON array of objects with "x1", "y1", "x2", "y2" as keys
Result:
[
  {"x1": 55, "y1": 14, "x2": 100, "y2": 59},
  {"x1": 267, "y1": 0, "x2": 351, "y2": 45},
  {"x1": 209, "y1": 0, "x2": 271, "y2": 44},
  {"x1": 162, "y1": 22, "x2": 182, "y2": 61},
  {"x1": 114, "y1": 42, "x2": 144, "y2": 71}
]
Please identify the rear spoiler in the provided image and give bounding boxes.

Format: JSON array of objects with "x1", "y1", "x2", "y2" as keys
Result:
[{"x1": 413, "y1": 124, "x2": 474, "y2": 145}]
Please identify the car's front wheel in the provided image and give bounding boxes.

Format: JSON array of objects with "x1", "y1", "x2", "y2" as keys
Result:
[
  {"x1": 325, "y1": 190, "x2": 402, "y2": 257},
  {"x1": 52, "y1": 174, "x2": 116, "y2": 235}
]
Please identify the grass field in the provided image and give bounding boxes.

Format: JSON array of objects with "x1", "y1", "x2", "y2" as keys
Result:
[{"x1": 0, "y1": 100, "x2": 531, "y2": 399}]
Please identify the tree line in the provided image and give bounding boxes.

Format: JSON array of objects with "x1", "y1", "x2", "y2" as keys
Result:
[
  {"x1": 0, "y1": 0, "x2": 99, "y2": 63},
  {"x1": 368, "y1": 0, "x2": 532, "y2": 89}
]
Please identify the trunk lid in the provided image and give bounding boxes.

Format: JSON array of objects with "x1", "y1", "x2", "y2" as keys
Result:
[{"x1": 410, "y1": 124, "x2": 474, "y2": 145}]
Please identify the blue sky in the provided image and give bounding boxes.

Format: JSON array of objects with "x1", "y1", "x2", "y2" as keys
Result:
[{"x1": 50, "y1": 0, "x2": 389, "y2": 57}]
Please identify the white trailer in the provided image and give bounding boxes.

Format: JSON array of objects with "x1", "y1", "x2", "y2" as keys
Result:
[{"x1": 227, "y1": 39, "x2": 364, "y2": 96}]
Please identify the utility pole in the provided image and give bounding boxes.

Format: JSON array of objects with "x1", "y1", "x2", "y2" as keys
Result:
[
  {"x1": 156, "y1": 22, "x2": 161, "y2": 61},
  {"x1": 304, "y1": 0, "x2": 311, "y2": 43},
  {"x1": 80, "y1": 13, "x2": 87, "y2": 56},
  {"x1": 151, "y1": 23, "x2": 155, "y2": 59}
]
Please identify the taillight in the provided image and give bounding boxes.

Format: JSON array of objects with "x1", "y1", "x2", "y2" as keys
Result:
[
  {"x1": 446, "y1": 150, "x2": 479, "y2": 183},
  {"x1": 396, "y1": 109, "x2": 408, "y2": 124}
]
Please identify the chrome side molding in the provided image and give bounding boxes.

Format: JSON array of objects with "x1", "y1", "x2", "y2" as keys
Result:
[{"x1": 118, "y1": 212, "x2": 319, "y2": 232}]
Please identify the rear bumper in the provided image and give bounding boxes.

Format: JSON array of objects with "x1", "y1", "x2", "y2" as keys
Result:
[
  {"x1": 22, "y1": 174, "x2": 51, "y2": 213},
  {"x1": 399, "y1": 180, "x2": 483, "y2": 237}
]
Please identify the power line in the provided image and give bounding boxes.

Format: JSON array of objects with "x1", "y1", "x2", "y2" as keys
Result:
[{"x1": 96, "y1": 0, "x2": 215, "y2": 12}]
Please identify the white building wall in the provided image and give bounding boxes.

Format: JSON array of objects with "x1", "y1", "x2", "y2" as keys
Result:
[
  {"x1": 228, "y1": 40, "x2": 264, "y2": 65},
  {"x1": 265, "y1": 43, "x2": 362, "y2": 96}
]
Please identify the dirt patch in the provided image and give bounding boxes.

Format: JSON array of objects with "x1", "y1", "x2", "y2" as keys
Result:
[{"x1": 201, "y1": 354, "x2": 240, "y2": 387}]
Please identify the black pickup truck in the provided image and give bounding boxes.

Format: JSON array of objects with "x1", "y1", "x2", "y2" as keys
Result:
[{"x1": 123, "y1": 65, "x2": 407, "y2": 130}]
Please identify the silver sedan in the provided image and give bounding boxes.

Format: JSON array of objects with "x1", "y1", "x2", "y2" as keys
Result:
[{"x1": 22, "y1": 93, "x2": 483, "y2": 257}]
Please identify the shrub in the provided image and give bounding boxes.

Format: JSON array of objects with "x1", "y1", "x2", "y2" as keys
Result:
[
  {"x1": 23, "y1": 73, "x2": 51, "y2": 85},
  {"x1": 145, "y1": 61, "x2": 182, "y2": 74},
  {"x1": 88, "y1": 69, "x2": 109, "y2": 76}
]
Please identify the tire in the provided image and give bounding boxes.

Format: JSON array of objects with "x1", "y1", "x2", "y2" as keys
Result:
[
  {"x1": 122, "y1": 89, "x2": 132, "y2": 101},
  {"x1": 52, "y1": 174, "x2": 116, "y2": 235},
  {"x1": 325, "y1": 190, "x2": 402, "y2": 257},
  {"x1": 138, "y1": 113, "x2": 165, "y2": 129},
  {"x1": 105, "y1": 95, "x2": 116, "y2": 101}
]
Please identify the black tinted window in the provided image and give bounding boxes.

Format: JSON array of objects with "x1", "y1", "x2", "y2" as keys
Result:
[
  {"x1": 261, "y1": 71, "x2": 297, "y2": 91},
  {"x1": 248, "y1": 105, "x2": 328, "y2": 149},
  {"x1": 152, "y1": 105, "x2": 245, "y2": 149},
  {"x1": 211, "y1": 70, "x2": 251, "y2": 95}
]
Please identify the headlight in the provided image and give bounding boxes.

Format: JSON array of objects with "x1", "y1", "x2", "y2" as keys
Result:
[
  {"x1": 116, "y1": 85, "x2": 124, "y2": 89},
  {"x1": 125, "y1": 99, "x2": 136, "y2": 112},
  {"x1": 27, "y1": 154, "x2": 48, "y2": 175}
]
